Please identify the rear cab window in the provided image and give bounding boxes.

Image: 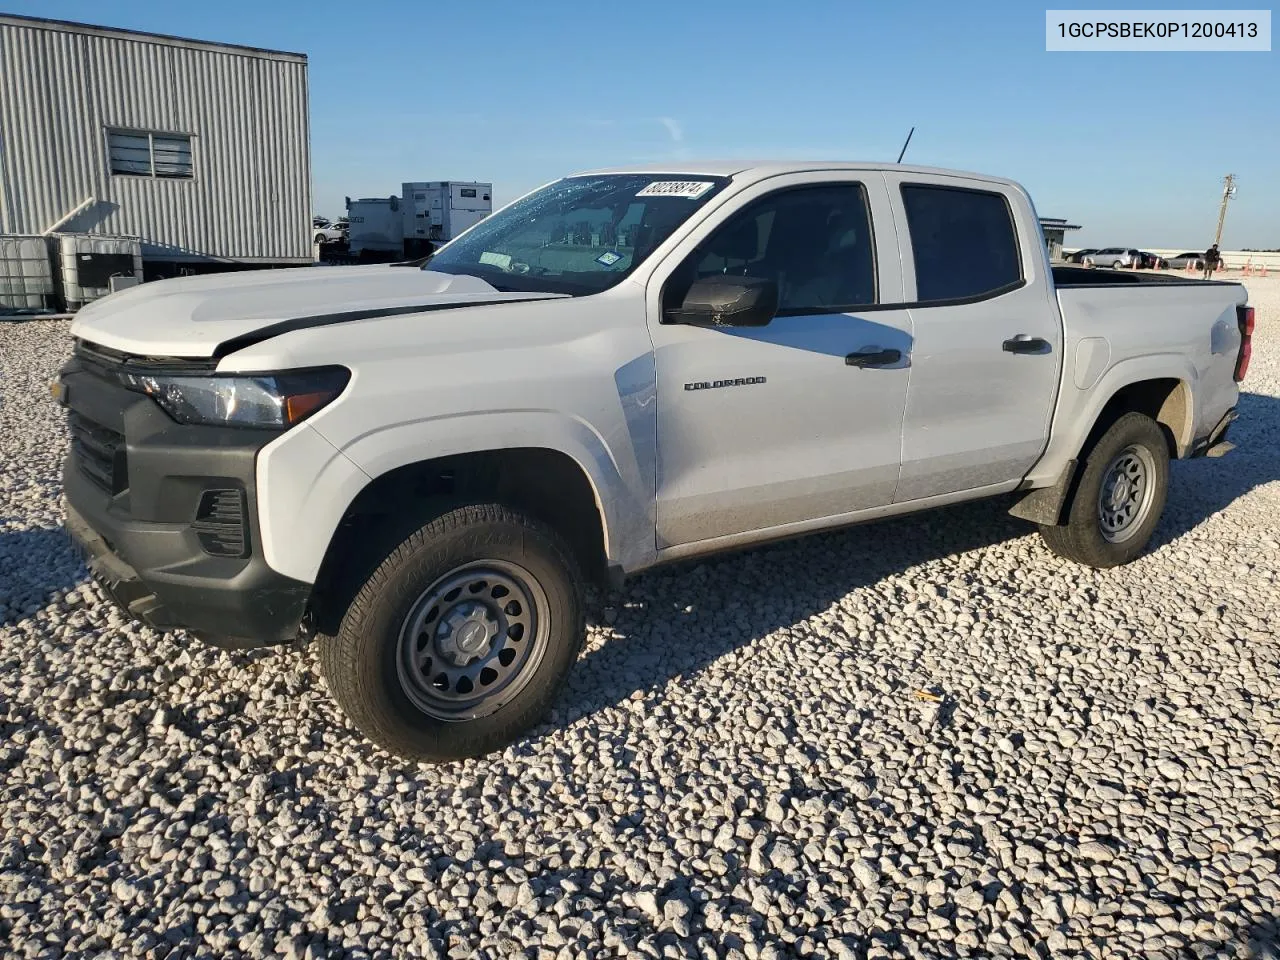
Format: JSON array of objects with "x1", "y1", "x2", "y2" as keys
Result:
[{"x1": 900, "y1": 183, "x2": 1023, "y2": 303}]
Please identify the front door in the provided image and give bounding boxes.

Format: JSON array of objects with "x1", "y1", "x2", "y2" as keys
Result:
[{"x1": 645, "y1": 174, "x2": 913, "y2": 549}]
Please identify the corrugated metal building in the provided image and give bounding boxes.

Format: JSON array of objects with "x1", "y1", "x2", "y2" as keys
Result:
[{"x1": 0, "y1": 14, "x2": 311, "y2": 271}]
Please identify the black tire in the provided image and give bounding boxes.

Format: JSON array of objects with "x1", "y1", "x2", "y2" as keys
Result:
[
  {"x1": 317, "y1": 503, "x2": 585, "y2": 761},
  {"x1": 1038, "y1": 412, "x2": 1170, "y2": 568}
]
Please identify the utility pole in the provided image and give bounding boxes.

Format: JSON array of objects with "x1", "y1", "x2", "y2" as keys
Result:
[{"x1": 1214, "y1": 174, "x2": 1236, "y2": 247}]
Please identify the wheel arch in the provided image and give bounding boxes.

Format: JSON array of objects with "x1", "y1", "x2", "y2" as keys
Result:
[
  {"x1": 1013, "y1": 366, "x2": 1194, "y2": 526},
  {"x1": 306, "y1": 446, "x2": 618, "y2": 637},
  {"x1": 1086, "y1": 375, "x2": 1193, "y2": 459}
]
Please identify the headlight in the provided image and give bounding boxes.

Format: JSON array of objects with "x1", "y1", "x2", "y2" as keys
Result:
[{"x1": 127, "y1": 367, "x2": 350, "y2": 428}]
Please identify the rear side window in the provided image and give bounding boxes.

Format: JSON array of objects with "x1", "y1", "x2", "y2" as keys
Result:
[{"x1": 901, "y1": 184, "x2": 1022, "y2": 302}]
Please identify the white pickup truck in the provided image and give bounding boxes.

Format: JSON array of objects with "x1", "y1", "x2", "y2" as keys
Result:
[{"x1": 57, "y1": 162, "x2": 1254, "y2": 761}]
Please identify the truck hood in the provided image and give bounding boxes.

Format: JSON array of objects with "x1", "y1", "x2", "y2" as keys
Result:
[{"x1": 69, "y1": 266, "x2": 568, "y2": 358}]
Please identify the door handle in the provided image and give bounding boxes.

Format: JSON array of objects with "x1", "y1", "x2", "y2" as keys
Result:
[
  {"x1": 1002, "y1": 335, "x2": 1050, "y2": 354},
  {"x1": 845, "y1": 348, "x2": 902, "y2": 367}
]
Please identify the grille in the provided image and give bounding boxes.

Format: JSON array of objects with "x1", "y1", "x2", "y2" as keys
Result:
[
  {"x1": 193, "y1": 489, "x2": 249, "y2": 558},
  {"x1": 68, "y1": 411, "x2": 127, "y2": 494},
  {"x1": 75, "y1": 338, "x2": 217, "y2": 373}
]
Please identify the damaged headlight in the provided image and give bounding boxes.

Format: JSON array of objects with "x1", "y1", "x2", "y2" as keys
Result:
[{"x1": 127, "y1": 367, "x2": 351, "y2": 429}]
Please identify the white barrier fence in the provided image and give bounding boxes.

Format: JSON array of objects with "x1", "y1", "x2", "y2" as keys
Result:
[{"x1": 1064, "y1": 248, "x2": 1280, "y2": 275}]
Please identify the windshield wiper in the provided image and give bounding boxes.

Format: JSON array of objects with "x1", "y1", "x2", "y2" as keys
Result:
[{"x1": 390, "y1": 253, "x2": 434, "y2": 268}]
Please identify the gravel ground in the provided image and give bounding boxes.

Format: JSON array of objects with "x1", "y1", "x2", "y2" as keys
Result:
[{"x1": 2, "y1": 279, "x2": 1278, "y2": 960}]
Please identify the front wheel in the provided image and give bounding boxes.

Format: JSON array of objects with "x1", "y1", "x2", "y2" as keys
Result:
[
  {"x1": 317, "y1": 503, "x2": 585, "y2": 761},
  {"x1": 1038, "y1": 412, "x2": 1170, "y2": 568}
]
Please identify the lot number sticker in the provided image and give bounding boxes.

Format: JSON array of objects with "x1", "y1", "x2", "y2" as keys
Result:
[{"x1": 636, "y1": 181, "x2": 715, "y2": 199}]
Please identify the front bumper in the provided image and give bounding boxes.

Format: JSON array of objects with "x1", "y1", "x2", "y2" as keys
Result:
[{"x1": 59, "y1": 350, "x2": 312, "y2": 648}]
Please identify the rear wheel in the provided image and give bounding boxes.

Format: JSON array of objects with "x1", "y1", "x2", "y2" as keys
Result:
[
  {"x1": 1038, "y1": 412, "x2": 1170, "y2": 568},
  {"x1": 1112, "y1": 259, "x2": 1125, "y2": 269},
  {"x1": 317, "y1": 503, "x2": 585, "y2": 761}
]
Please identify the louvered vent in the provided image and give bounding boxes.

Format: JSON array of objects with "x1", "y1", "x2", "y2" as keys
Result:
[
  {"x1": 68, "y1": 411, "x2": 127, "y2": 494},
  {"x1": 193, "y1": 489, "x2": 248, "y2": 558}
]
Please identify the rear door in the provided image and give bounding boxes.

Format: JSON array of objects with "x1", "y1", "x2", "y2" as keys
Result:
[
  {"x1": 881, "y1": 172, "x2": 1063, "y2": 502},
  {"x1": 644, "y1": 172, "x2": 913, "y2": 548}
]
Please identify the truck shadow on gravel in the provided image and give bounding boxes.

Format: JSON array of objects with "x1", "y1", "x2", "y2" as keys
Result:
[
  {"x1": 563, "y1": 495, "x2": 1032, "y2": 721},
  {"x1": 1150, "y1": 390, "x2": 1280, "y2": 551},
  {"x1": 564, "y1": 390, "x2": 1279, "y2": 723},
  {"x1": 0, "y1": 525, "x2": 82, "y2": 626}
]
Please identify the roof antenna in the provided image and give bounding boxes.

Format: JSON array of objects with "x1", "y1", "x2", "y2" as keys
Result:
[{"x1": 896, "y1": 127, "x2": 915, "y2": 164}]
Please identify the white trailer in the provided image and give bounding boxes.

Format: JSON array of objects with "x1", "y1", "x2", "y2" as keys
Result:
[
  {"x1": 344, "y1": 183, "x2": 493, "y2": 260},
  {"x1": 344, "y1": 198, "x2": 403, "y2": 257},
  {"x1": 401, "y1": 182, "x2": 492, "y2": 252}
]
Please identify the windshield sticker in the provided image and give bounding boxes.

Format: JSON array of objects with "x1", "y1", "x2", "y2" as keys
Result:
[
  {"x1": 478, "y1": 251, "x2": 512, "y2": 269},
  {"x1": 636, "y1": 180, "x2": 715, "y2": 199},
  {"x1": 595, "y1": 250, "x2": 623, "y2": 267}
]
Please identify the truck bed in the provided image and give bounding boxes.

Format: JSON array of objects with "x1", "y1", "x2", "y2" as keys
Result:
[
  {"x1": 1024, "y1": 271, "x2": 1248, "y2": 488},
  {"x1": 1051, "y1": 265, "x2": 1241, "y2": 288}
]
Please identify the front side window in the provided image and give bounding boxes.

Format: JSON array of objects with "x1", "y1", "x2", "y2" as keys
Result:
[
  {"x1": 665, "y1": 184, "x2": 877, "y2": 314},
  {"x1": 901, "y1": 184, "x2": 1022, "y2": 302},
  {"x1": 107, "y1": 129, "x2": 193, "y2": 179},
  {"x1": 426, "y1": 174, "x2": 728, "y2": 295}
]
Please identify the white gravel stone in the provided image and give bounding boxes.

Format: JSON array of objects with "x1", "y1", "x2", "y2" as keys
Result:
[{"x1": 2, "y1": 275, "x2": 1279, "y2": 958}]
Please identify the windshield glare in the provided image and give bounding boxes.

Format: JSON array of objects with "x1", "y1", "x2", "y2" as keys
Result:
[{"x1": 425, "y1": 174, "x2": 728, "y2": 295}]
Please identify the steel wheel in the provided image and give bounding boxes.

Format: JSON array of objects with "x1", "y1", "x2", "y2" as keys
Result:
[
  {"x1": 395, "y1": 559, "x2": 549, "y2": 720},
  {"x1": 1097, "y1": 444, "x2": 1157, "y2": 543}
]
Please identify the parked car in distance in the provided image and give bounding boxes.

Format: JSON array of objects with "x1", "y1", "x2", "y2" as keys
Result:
[
  {"x1": 1089, "y1": 248, "x2": 1142, "y2": 269},
  {"x1": 313, "y1": 216, "x2": 347, "y2": 245},
  {"x1": 1137, "y1": 251, "x2": 1166, "y2": 270},
  {"x1": 1167, "y1": 252, "x2": 1206, "y2": 270},
  {"x1": 1065, "y1": 248, "x2": 1098, "y2": 264},
  {"x1": 59, "y1": 161, "x2": 1253, "y2": 761}
]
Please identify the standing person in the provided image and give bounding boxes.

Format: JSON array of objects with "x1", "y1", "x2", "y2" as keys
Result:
[{"x1": 1202, "y1": 243, "x2": 1222, "y2": 280}]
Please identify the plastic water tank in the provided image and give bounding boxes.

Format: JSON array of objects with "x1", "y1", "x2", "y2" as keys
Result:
[
  {"x1": 0, "y1": 235, "x2": 57, "y2": 312},
  {"x1": 57, "y1": 234, "x2": 144, "y2": 310}
]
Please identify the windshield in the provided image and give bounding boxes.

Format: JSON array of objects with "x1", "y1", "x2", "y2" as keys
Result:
[{"x1": 425, "y1": 174, "x2": 729, "y2": 295}]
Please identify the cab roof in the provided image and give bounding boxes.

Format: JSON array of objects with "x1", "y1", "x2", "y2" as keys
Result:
[{"x1": 572, "y1": 160, "x2": 1023, "y2": 191}]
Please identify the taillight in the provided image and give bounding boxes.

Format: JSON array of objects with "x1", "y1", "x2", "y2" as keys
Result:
[{"x1": 1235, "y1": 305, "x2": 1254, "y2": 382}]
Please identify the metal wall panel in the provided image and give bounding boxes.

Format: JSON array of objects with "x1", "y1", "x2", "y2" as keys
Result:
[{"x1": 0, "y1": 16, "x2": 311, "y2": 262}]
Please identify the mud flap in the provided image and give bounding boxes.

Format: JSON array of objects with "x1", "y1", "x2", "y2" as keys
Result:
[{"x1": 1008, "y1": 459, "x2": 1078, "y2": 526}]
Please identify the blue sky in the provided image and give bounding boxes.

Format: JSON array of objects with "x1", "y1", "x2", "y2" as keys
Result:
[{"x1": 13, "y1": 0, "x2": 1279, "y2": 247}]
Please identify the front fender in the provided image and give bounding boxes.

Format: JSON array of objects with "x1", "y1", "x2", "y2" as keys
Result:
[{"x1": 255, "y1": 411, "x2": 652, "y2": 584}]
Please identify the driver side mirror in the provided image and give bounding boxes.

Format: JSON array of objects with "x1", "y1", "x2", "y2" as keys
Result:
[{"x1": 665, "y1": 276, "x2": 778, "y2": 327}]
